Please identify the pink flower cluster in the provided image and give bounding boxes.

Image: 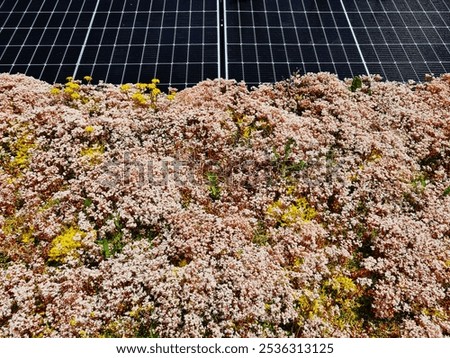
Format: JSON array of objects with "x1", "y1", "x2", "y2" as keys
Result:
[{"x1": 0, "y1": 72, "x2": 449, "y2": 337}]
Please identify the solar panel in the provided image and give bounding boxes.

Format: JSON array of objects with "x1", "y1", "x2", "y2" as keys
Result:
[
  {"x1": 73, "y1": 0, "x2": 219, "y2": 88},
  {"x1": 225, "y1": 0, "x2": 368, "y2": 87},
  {"x1": 343, "y1": 0, "x2": 450, "y2": 82},
  {"x1": 1, "y1": 0, "x2": 449, "y2": 88},
  {"x1": 0, "y1": 0, "x2": 98, "y2": 83}
]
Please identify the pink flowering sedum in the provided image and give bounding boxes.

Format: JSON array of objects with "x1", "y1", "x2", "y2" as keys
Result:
[{"x1": 0, "y1": 72, "x2": 449, "y2": 337}]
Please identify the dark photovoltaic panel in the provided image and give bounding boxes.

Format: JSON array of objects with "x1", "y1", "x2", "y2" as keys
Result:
[
  {"x1": 74, "y1": 0, "x2": 218, "y2": 87},
  {"x1": 0, "y1": 0, "x2": 219, "y2": 87},
  {"x1": 0, "y1": 0, "x2": 98, "y2": 83},
  {"x1": 0, "y1": 0, "x2": 450, "y2": 88},
  {"x1": 225, "y1": 0, "x2": 368, "y2": 87},
  {"x1": 225, "y1": 0, "x2": 450, "y2": 86},
  {"x1": 343, "y1": 0, "x2": 450, "y2": 82}
]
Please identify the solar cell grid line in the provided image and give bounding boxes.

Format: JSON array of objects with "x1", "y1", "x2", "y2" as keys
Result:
[
  {"x1": 404, "y1": 0, "x2": 448, "y2": 76},
  {"x1": 0, "y1": 0, "x2": 34, "y2": 73},
  {"x1": 248, "y1": 0, "x2": 262, "y2": 84},
  {"x1": 226, "y1": 2, "x2": 279, "y2": 86},
  {"x1": 149, "y1": 0, "x2": 165, "y2": 84},
  {"x1": 426, "y1": 0, "x2": 450, "y2": 24},
  {"x1": 348, "y1": 1, "x2": 404, "y2": 81},
  {"x1": 396, "y1": 0, "x2": 449, "y2": 78},
  {"x1": 273, "y1": 0, "x2": 293, "y2": 79},
  {"x1": 201, "y1": 0, "x2": 213, "y2": 84},
  {"x1": 217, "y1": 0, "x2": 224, "y2": 79},
  {"x1": 104, "y1": 0, "x2": 128, "y2": 83},
  {"x1": 428, "y1": 0, "x2": 450, "y2": 68},
  {"x1": 67, "y1": 0, "x2": 111, "y2": 83},
  {"x1": 34, "y1": 0, "x2": 67, "y2": 80},
  {"x1": 183, "y1": 0, "x2": 193, "y2": 86},
  {"x1": 166, "y1": 0, "x2": 181, "y2": 86},
  {"x1": 260, "y1": 0, "x2": 278, "y2": 82},
  {"x1": 284, "y1": 0, "x2": 306, "y2": 75},
  {"x1": 182, "y1": 0, "x2": 217, "y2": 87},
  {"x1": 378, "y1": 0, "x2": 426, "y2": 81},
  {"x1": 50, "y1": 0, "x2": 96, "y2": 83},
  {"x1": 78, "y1": 0, "x2": 115, "y2": 83},
  {"x1": 0, "y1": 0, "x2": 29, "y2": 14},
  {"x1": 345, "y1": 1, "x2": 390, "y2": 80},
  {"x1": 72, "y1": 0, "x2": 100, "y2": 81},
  {"x1": 234, "y1": 0, "x2": 263, "y2": 84},
  {"x1": 339, "y1": 0, "x2": 370, "y2": 77},
  {"x1": 73, "y1": 0, "x2": 220, "y2": 88},
  {"x1": 225, "y1": 0, "x2": 368, "y2": 87},
  {"x1": 136, "y1": 0, "x2": 153, "y2": 82},
  {"x1": 385, "y1": 0, "x2": 435, "y2": 81},
  {"x1": 120, "y1": 0, "x2": 141, "y2": 84},
  {"x1": 301, "y1": 1, "x2": 321, "y2": 74},
  {"x1": 227, "y1": 0, "x2": 243, "y2": 82},
  {"x1": 157, "y1": 0, "x2": 186, "y2": 87},
  {"x1": 17, "y1": 0, "x2": 61, "y2": 79},
  {"x1": 221, "y1": 0, "x2": 229, "y2": 79},
  {"x1": 312, "y1": 1, "x2": 346, "y2": 76},
  {"x1": 0, "y1": 0, "x2": 97, "y2": 83},
  {"x1": 0, "y1": 0, "x2": 17, "y2": 27},
  {"x1": 153, "y1": 0, "x2": 167, "y2": 85},
  {"x1": 364, "y1": 0, "x2": 406, "y2": 81},
  {"x1": 186, "y1": 0, "x2": 215, "y2": 87},
  {"x1": 330, "y1": 9, "x2": 370, "y2": 79},
  {"x1": 0, "y1": 0, "x2": 40, "y2": 75},
  {"x1": 343, "y1": 0, "x2": 450, "y2": 82}
]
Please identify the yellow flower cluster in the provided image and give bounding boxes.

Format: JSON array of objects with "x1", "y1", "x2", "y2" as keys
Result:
[
  {"x1": 1, "y1": 123, "x2": 36, "y2": 176},
  {"x1": 120, "y1": 78, "x2": 169, "y2": 109},
  {"x1": 63, "y1": 77, "x2": 82, "y2": 100},
  {"x1": 131, "y1": 91, "x2": 148, "y2": 105},
  {"x1": 50, "y1": 76, "x2": 174, "y2": 110},
  {"x1": 48, "y1": 226, "x2": 85, "y2": 263},
  {"x1": 9, "y1": 131, "x2": 35, "y2": 171},
  {"x1": 120, "y1": 83, "x2": 132, "y2": 92},
  {"x1": 3, "y1": 214, "x2": 34, "y2": 244},
  {"x1": 80, "y1": 143, "x2": 105, "y2": 165},
  {"x1": 50, "y1": 77, "x2": 81, "y2": 101},
  {"x1": 50, "y1": 76, "x2": 93, "y2": 103},
  {"x1": 84, "y1": 125, "x2": 95, "y2": 134},
  {"x1": 50, "y1": 87, "x2": 61, "y2": 95},
  {"x1": 267, "y1": 197, "x2": 317, "y2": 226}
]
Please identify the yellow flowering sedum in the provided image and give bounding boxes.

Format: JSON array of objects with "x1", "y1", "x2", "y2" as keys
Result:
[
  {"x1": 3, "y1": 215, "x2": 34, "y2": 244},
  {"x1": 1, "y1": 124, "x2": 36, "y2": 175},
  {"x1": 135, "y1": 83, "x2": 148, "y2": 91},
  {"x1": 48, "y1": 227, "x2": 85, "y2": 263},
  {"x1": 80, "y1": 143, "x2": 105, "y2": 165},
  {"x1": 10, "y1": 133, "x2": 35, "y2": 170},
  {"x1": 119, "y1": 79, "x2": 163, "y2": 109},
  {"x1": 131, "y1": 92, "x2": 147, "y2": 106},
  {"x1": 70, "y1": 92, "x2": 81, "y2": 100},
  {"x1": 64, "y1": 81, "x2": 80, "y2": 92},
  {"x1": 84, "y1": 125, "x2": 95, "y2": 134},
  {"x1": 120, "y1": 83, "x2": 132, "y2": 92},
  {"x1": 267, "y1": 197, "x2": 317, "y2": 226}
]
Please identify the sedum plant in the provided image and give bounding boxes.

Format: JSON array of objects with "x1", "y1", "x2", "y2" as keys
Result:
[{"x1": 0, "y1": 72, "x2": 449, "y2": 338}]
